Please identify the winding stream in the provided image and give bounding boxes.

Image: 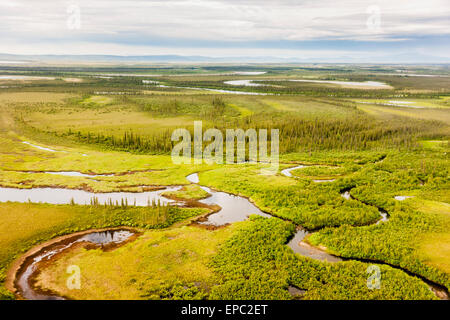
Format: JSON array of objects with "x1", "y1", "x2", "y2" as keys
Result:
[
  {"x1": 186, "y1": 173, "x2": 271, "y2": 225},
  {"x1": 281, "y1": 165, "x2": 448, "y2": 299},
  {"x1": 15, "y1": 229, "x2": 136, "y2": 300},
  {"x1": 281, "y1": 165, "x2": 390, "y2": 224},
  {"x1": 282, "y1": 165, "x2": 390, "y2": 256},
  {"x1": 9, "y1": 173, "x2": 273, "y2": 299},
  {"x1": 280, "y1": 164, "x2": 336, "y2": 183},
  {"x1": 287, "y1": 228, "x2": 342, "y2": 262},
  {"x1": 280, "y1": 165, "x2": 308, "y2": 178},
  {"x1": 5, "y1": 168, "x2": 448, "y2": 300}
]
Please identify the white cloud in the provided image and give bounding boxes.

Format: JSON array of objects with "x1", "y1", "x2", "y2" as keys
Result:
[{"x1": 0, "y1": 0, "x2": 448, "y2": 56}]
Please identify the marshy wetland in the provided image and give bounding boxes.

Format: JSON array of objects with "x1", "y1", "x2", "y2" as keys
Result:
[{"x1": 0, "y1": 64, "x2": 449, "y2": 300}]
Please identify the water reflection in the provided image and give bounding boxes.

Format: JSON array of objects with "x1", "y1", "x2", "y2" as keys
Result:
[
  {"x1": 0, "y1": 186, "x2": 181, "y2": 206},
  {"x1": 16, "y1": 230, "x2": 134, "y2": 300}
]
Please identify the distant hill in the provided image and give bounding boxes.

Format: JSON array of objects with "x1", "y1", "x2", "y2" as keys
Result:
[
  {"x1": 0, "y1": 53, "x2": 294, "y2": 64},
  {"x1": 0, "y1": 53, "x2": 448, "y2": 64}
]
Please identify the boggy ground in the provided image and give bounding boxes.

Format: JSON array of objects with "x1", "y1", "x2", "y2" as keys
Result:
[{"x1": 0, "y1": 64, "x2": 449, "y2": 300}]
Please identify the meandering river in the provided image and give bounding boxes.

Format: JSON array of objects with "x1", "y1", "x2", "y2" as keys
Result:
[
  {"x1": 186, "y1": 173, "x2": 271, "y2": 225},
  {"x1": 280, "y1": 165, "x2": 448, "y2": 299},
  {"x1": 9, "y1": 173, "x2": 272, "y2": 299},
  {"x1": 5, "y1": 168, "x2": 448, "y2": 300}
]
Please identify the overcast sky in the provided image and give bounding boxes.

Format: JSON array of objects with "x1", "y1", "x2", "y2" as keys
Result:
[{"x1": 1, "y1": 0, "x2": 449, "y2": 61}]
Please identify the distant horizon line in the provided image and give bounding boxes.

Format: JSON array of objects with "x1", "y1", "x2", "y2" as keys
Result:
[{"x1": 0, "y1": 53, "x2": 449, "y2": 65}]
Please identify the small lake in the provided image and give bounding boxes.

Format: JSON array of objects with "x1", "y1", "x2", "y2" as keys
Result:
[
  {"x1": 224, "y1": 79, "x2": 391, "y2": 89},
  {"x1": 157, "y1": 84, "x2": 270, "y2": 95},
  {"x1": 233, "y1": 72, "x2": 267, "y2": 75},
  {"x1": 289, "y1": 79, "x2": 391, "y2": 88},
  {"x1": 41, "y1": 171, "x2": 114, "y2": 178},
  {"x1": 383, "y1": 101, "x2": 426, "y2": 108},
  {"x1": 0, "y1": 75, "x2": 55, "y2": 81},
  {"x1": 16, "y1": 229, "x2": 135, "y2": 300},
  {"x1": 224, "y1": 80, "x2": 266, "y2": 87},
  {"x1": 358, "y1": 101, "x2": 426, "y2": 109}
]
